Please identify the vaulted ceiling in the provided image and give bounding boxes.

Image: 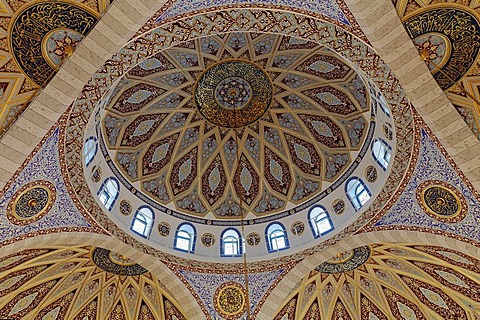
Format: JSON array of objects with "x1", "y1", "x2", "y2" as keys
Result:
[{"x1": 0, "y1": 0, "x2": 479, "y2": 319}]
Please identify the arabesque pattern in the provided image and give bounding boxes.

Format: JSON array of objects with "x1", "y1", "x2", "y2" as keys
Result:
[
  {"x1": 274, "y1": 244, "x2": 480, "y2": 319},
  {"x1": 101, "y1": 33, "x2": 369, "y2": 219},
  {"x1": 0, "y1": 247, "x2": 187, "y2": 320}
]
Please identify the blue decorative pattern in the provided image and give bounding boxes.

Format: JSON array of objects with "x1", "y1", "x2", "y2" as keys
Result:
[
  {"x1": 375, "y1": 129, "x2": 480, "y2": 242},
  {"x1": 156, "y1": 0, "x2": 351, "y2": 26},
  {"x1": 0, "y1": 129, "x2": 92, "y2": 243},
  {"x1": 178, "y1": 268, "x2": 285, "y2": 318}
]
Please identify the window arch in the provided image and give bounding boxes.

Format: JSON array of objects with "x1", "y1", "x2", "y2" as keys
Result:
[
  {"x1": 372, "y1": 138, "x2": 392, "y2": 170},
  {"x1": 308, "y1": 206, "x2": 334, "y2": 238},
  {"x1": 84, "y1": 137, "x2": 98, "y2": 167},
  {"x1": 346, "y1": 177, "x2": 371, "y2": 211},
  {"x1": 266, "y1": 223, "x2": 289, "y2": 252},
  {"x1": 174, "y1": 223, "x2": 196, "y2": 253},
  {"x1": 131, "y1": 206, "x2": 154, "y2": 238},
  {"x1": 377, "y1": 92, "x2": 391, "y2": 117},
  {"x1": 97, "y1": 178, "x2": 119, "y2": 211},
  {"x1": 221, "y1": 228, "x2": 242, "y2": 257}
]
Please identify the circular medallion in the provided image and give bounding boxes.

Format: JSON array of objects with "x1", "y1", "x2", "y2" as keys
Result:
[
  {"x1": 416, "y1": 180, "x2": 467, "y2": 223},
  {"x1": 119, "y1": 199, "x2": 132, "y2": 215},
  {"x1": 91, "y1": 247, "x2": 147, "y2": 276},
  {"x1": 315, "y1": 246, "x2": 371, "y2": 273},
  {"x1": 44, "y1": 29, "x2": 84, "y2": 68},
  {"x1": 10, "y1": 2, "x2": 98, "y2": 87},
  {"x1": 365, "y1": 165, "x2": 378, "y2": 183},
  {"x1": 291, "y1": 221, "x2": 305, "y2": 236},
  {"x1": 404, "y1": 7, "x2": 480, "y2": 89},
  {"x1": 158, "y1": 222, "x2": 171, "y2": 236},
  {"x1": 214, "y1": 282, "x2": 246, "y2": 319},
  {"x1": 383, "y1": 124, "x2": 393, "y2": 141},
  {"x1": 201, "y1": 233, "x2": 215, "y2": 247},
  {"x1": 91, "y1": 165, "x2": 102, "y2": 183},
  {"x1": 412, "y1": 32, "x2": 451, "y2": 73},
  {"x1": 194, "y1": 60, "x2": 272, "y2": 128},
  {"x1": 332, "y1": 199, "x2": 345, "y2": 215},
  {"x1": 246, "y1": 233, "x2": 261, "y2": 246},
  {"x1": 7, "y1": 181, "x2": 56, "y2": 226}
]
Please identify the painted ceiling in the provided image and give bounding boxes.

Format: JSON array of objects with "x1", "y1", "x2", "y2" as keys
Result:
[
  {"x1": 99, "y1": 32, "x2": 370, "y2": 219},
  {"x1": 274, "y1": 244, "x2": 480, "y2": 319},
  {"x1": 0, "y1": 246, "x2": 187, "y2": 319},
  {"x1": 0, "y1": 0, "x2": 479, "y2": 319},
  {"x1": 392, "y1": 0, "x2": 480, "y2": 141},
  {"x1": 0, "y1": 0, "x2": 111, "y2": 138}
]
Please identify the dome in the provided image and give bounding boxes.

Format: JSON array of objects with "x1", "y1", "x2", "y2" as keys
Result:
[
  {"x1": 1, "y1": 0, "x2": 480, "y2": 319},
  {"x1": 99, "y1": 33, "x2": 372, "y2": 219},
  {"x1": 83, "y1": 31, "x2": 396, "y2": 261}
]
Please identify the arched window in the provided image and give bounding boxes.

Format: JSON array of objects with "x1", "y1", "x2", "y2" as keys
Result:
[
  {"x1": 174, "y1": 223, "x2": 196, "y2": 253},
  {"x1": 221, "y1": 228, "x2": 242, "y2": 257},
  {"x1": 377, "y1": 93, "x2": 391, "y2": 117},
  {"x1": 308, "y1": 206, "x2": 334, "y2": 238},
  {"x1": 131, "y1": 206, "x2": 154, "y2": 238},
  {"x1": 266, "y1": 223, "x2": 289, "y2": 252},
  {"x1": 346, "y1": 177, "x2": 371, "y2": 211},
  {"x1": 97, "y1": 178, "x2": 119, "y2": 211},
  {"x1": 372, "y1": 139, "x2": 392, "y2": 170},
  {"x1": 84, "y1": 137, "x2": 98, "y2": 167}
]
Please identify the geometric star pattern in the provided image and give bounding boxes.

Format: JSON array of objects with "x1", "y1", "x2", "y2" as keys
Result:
[
  {"x1": 101, "y1": 32, "x2": 369, "y2": 219},
  {"x1": 274, "y1": 244, "x2": 480, "y2": 319},
  {"x1": 0, "y1": 246, "x2": 186, "y2": 320}
]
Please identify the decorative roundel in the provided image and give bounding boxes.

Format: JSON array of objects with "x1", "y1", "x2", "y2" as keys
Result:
[
  {"x1": 246, "y1": 233, "x2": 261, "y2": 246},
  {"x1": 214, "y1": 282, "x2": 247, "y2": 319},
  {"x1": 7, "y1": 180, "x2": 56, "y2": 226},
  {"x1": 195, "y1": 60, "x2": 272, "y2": 128},
  {"x1": 158, "y1": 222, "x2": 171, "y2": 236},
  {"x1": 332, "y1": 199, "x2": 345, "y2": 215},
  {"x1": 365, "y1": 165, "x2": 378, "y2": 183},
  {"x1": 201, "y1": 233, "x2": 215, "y2": 247},
  {"x1": 416, "y1": 180, "x2": 467, "y2": 223},
  {"x1": 291, "y1": 221, "x2": 305, "y2": 236},
  {"x1": 91, "y1": 165, "x2": 102, "y2": 183},
  {"x1": 383, "y1": 124, "x2": 393, "y2": 140},
  {"x1": 404, "y1": 6, "x2": 480, "y2": 89},
  {"x1": 10, "y1": 2, "x2": 98, "y2": 87},
  {"x1": 119, "y1": 199, "x2": 132, "y2": 215},
  {"x1": 315, "y1": 246, "x2": 371, "y2": 273},
  {"x1": 91, "y1": 247, "x2": 147, "y2": 276}
]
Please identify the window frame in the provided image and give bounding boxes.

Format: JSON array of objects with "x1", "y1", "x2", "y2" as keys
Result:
[
  {"x1": 377, "y1": 92, "x2": 391, "y2": 117},
  {"x1": 84, "y1": 137, "x2": 98, "y2": 167},
  {"x1": 130, "y1": 206, "x2": 154, "y2": 238},
  {"x1": 308, "y1": 205, "x2": 334, "y2": 238},
  {"x1": 345, "y1": 177, "x2": 371, "y2": 211},
  {"x1": 265, "y1": 222, "x2": 289, "y2": 253},
  {"x1": 220, "y1": 228, "x2": 243, "y2": 257},
  {"x1": 371, "y1": 138, "x2": 392, "y2": 171},
  {"x1": 97, "y1": 177, "x2": 120, "y2": 211},
  {"x1": 174, "y1": 223, "x2": 196, "y2": 253}
]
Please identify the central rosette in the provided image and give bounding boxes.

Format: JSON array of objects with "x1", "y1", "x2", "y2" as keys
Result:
[{"x1": 194, "y1": 60, "x2": 272, "y2": 128}]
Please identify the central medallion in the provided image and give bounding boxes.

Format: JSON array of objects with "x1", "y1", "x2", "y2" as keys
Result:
[{"x1": 194, "y1": 60, "x2": 272, "y2": 128}]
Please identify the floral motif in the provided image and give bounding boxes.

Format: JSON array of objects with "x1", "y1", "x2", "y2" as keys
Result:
[
  {"x1": 7, "y1": 181, "x2": 56, "y2": 226},
  {"x1": 214, "y1": 282, "x2": 246, "y2": 319}
]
